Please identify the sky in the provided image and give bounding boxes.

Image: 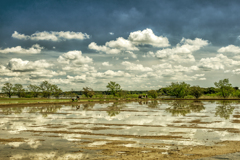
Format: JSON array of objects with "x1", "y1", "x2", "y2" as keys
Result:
[{"x1": 1, "y1": 0, "x2": 240, "y2": 91}]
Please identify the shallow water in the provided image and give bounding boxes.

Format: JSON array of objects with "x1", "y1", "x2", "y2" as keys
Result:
[{"x1": 0, "y1": 100, "x2": 240, "y2": 159}]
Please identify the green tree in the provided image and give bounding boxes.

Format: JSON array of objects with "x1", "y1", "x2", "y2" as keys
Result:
[
  {"x1": 148, "y1": 90, "x2": 158, "y2": 99},
  {"x1": 214, "y1": 79, "x2": 233, "y2": 98},
  {"x1": 190, "y1": 86, "x2": 203, "y2": 99},
  {"x1": 1, "y1": 83, "x2": 14, "y2": 98},
  {"x1": 39, "y1": 81, "x2": 53, "y2": 98},
  {"x1": 27, "y1": 84, "x2": 41, "y2": 98},
  {"x1": 83, "y1": 87, "x2": 95, "y2": 98},
  {"x1": 106, "y1": 81, "x2": 121, "y2": 96},
  {"x1": 167, "y1": 82, "x2": 190, "y2": 98},
  {"x1": 52, "y1": 84, "x2": 62, "y2": 98},
  {"x1": 13, "y1": 84, "x2": 26, "y2": 98}
]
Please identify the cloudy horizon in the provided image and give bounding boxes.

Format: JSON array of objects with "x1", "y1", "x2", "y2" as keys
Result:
[{"x1": 1, "y1": 0, "x2": 240, "y2": 91}]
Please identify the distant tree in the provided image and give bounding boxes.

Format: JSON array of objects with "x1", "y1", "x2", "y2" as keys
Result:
[
  {"x1": 83, "y1": 87, "x2": 95, "y2": 98},
  {"x1": 52, "y1": 84, "x2": 62, "y2": 98},
  {"x1": 203, "y1": 87, "x2": 217, "y2": 94},
  {"x1": 148, "y1": 90, "x2": 158, "y2": 99},
  {"x1": 1, "y1": 83, "x2": 14, "y2": 98},
  {"x1": 190, "y1": 86, "x2": 203, "y2": 99},
  {"x1": 214, "y1": 79, "x2": 233, "y2": 98},
  {"x1": 39, "y1": 81, "x2": 53, "y2": 98},
  {"x1": 233, "y1": 87, "x2": 239, "y2": 90},
  {"x1": 13, "y1": 84, "x2": 26, "y2": 98},
  {"x1": 158, "y1": 88, "x2": 171, "y2": 96},
  {"x1": 106, "y1": 81, "x2": 122, "y2": 96},
  {"x1": 27, "y1": 84, "x2": 41, "y2": 98},
  {"x1": 167, "y1": 82, "x2": 190, "y2": 98}
]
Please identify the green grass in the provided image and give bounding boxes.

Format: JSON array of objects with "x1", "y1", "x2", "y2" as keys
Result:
[{"x1": 0, "y1": 98, "x2": 71, "y2": 104}]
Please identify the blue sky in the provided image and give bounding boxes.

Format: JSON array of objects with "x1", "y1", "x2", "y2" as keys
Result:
[{"x1": 1, "y1": 0, "x2": 240, "y2": 90}]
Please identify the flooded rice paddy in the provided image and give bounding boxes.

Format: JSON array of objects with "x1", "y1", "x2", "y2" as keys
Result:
[{"x1": 1, "y1": 100, "x2": 240, "y2": 159}]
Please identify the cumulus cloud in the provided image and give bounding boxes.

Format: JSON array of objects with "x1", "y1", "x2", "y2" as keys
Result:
[
  {"x1": 126, "y1": 51, "x2": 137, "y2": 58},
  {"x1": 12, "y1": 31, "x2": 90, "y2": 41},
  {"x1": 88, "y1": 42, "x2": 121, "y2": 54},
  {"x1": 102, "y1": 62, "x2": 112, "y2": 66},
  {"x1": 121, "y1": 61, "x2": 153, "y2": 72},
  {"x1": 89, "y1": 28, "x2": 170, "y2": 55},
  {"x1": 143, "y1": 51, "x2": 155, "y2": 58},
  {"x1": 1, "y1": 58, "x2": 65, "y2": 80},
  {"x1": 104, "y1": 70, "x2": 130, "y2": 77},
  {"x1": 225, "y1": 69, "x2": 240, "y2": 75},
  {"x1": 62, "y1": 64, "x2": 96, "y2": 73},
  {"x1": 198, "y1": 54, "x2": 240, "y2": 71},
  {"x1": 0, "y1": 44, "x2": 43, "y2": 54},
  {"x1": 218, "y1": 45, "x2": 240, "y2": 54},
  {"x1": 153, "y1": 38, "x2": 208, "y2": 63},
  {"x1": 152, "y1": 63, "x2": 172, "y2": 69},
  {"x1": 106, "y1": 37, "x2": 139, "y2": 51},
  {"x1": 57, "y1": 51, "x2": 92, "y2": 65},
  {"x1": 29, "y1": 70, "x2": 66, "y2": 79},
  {"x1": 155, "y1": 38, "x2": 208, "y2": 57},
  {"x1": 6, "y1": 58, "x2": 52, "y2": 72},
  {"x1": 128, "y1": 28, "x2": 170, "y2": 47},
  {"x1": 67, "y1": 75, "x2": 86, "y2": 83},
  {"x1": 0, "y1": 65, "x2": 20, "y2": 76}
]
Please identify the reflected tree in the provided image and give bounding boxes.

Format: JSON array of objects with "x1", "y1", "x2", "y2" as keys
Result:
[
  {"x1": 0, "y1": 107, "x2": 23, "y2": 115},
  {"x1": 215, "y1": 101, "x2": 235, "y2": 120},
  {"x1": 82, "y1": 103, "x2": 95, "y2": 110},
  {"x1": 165, "y1": 100, "x2": 205, "y2": 116},
  {"x1": 189, "y1": 101, "x2": 205, "y2": 112},
  {"x1": 106, "y1": 102, "x2": 126, "y2": 117},
  {"x1": 148, "y1": 100, "x2": 159, "y2": 108},
  {"x1": 28, "y1": 105, "x2": 62, "y2": 117}
]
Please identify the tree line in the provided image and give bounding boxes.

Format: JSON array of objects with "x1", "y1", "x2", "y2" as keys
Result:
[
  {"x1": 1, "y1": 81, "x2": 62, "y2": 98},
  {"x1": 1, "y1": 79, "x2": 239, "y2": 99}
]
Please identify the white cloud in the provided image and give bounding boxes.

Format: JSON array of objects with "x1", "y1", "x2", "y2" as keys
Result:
[
  {"x1": 128, "y1": 28, "x2": 170, "y2": 47},
  {"x1": 102, "y1": 62, "x2": 112, "y2": 66},
  {"x1": 62, "y1": 64, "x2": 96, "y2": 74},
  {"x1": 88, "y1": 42, "x2": 121, "y2": 54},
  {"x1": 67, "y1": 75, "x2": 86, "y2": 83},
  {"x1": 57, "y1": 51, "x2": 92, "y2": 65},
  {"x1": 89, "y1": 28, "x2": 171, "y2": 55},
  {"x1": 126, "y1": 51, "x2": 137, "y2": 58},
  {"x1": 106, "y1": 37, "x2": 139, "y2": 51},
  {"x1": 143, "y1": 51, "x2": 155, "y2": 58},
  {"x1": 0, "y1": 66, "x2": 20, "y2": 76},
  {"x1": 104, "y1": 70, "x2": 130, "y2": 77},
  {"x1": 12, "y1": 31, "x2": 90, "y2": 41},
  {"x1": 6, "y1": 58, "x2": 52, "y2": 72},
  {"x1": 109, "y1": 32, "x2": 114, "y2": 35},
  {"x1": 152, "y1": 63, "x2": 172, "y2": 69},
  {"x1": 199, "y1": 78, "x2": 206, "y2": 80},
  {"x1": 154, "y1": 38, "x2": 208, "y2": 63},
  {"x1": 29, "y1": 70, "x2": 66, "y2": 79},
  {"x1": 121, "y1": 61, "x2": 153, "y2": 72},
  {"x1": 155, "y1": 38, "x2": 208, "y2": 57},
  {"x1": 0, "y1": 58, "x2": 65, "y2": 80},
  {"x1": 225, "y1": 69, "x2": 240, "y2": 75},
  {"x1": 198, "y1": 54, "x2": 240, "y2": 71},
  {"x1": 0, "y1": 44, "x2": 43, "y2": 54},
  {"x1": 218, "y1": 45, "x2": 240, "y2": 54}
]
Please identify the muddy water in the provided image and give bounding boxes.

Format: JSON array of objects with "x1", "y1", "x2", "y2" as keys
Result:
[{"x1": 0, "y1": 100, "x2": 240, "y2": 159}]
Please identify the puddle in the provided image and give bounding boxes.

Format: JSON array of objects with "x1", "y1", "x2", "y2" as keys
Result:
[{"x1": 0, "y1": 100, "x2": 240, "y2": 159}]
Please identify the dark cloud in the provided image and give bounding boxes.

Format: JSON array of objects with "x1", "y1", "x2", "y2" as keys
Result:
[{"x1": 1, "y1": 0, "x2": 240, "y2": 51}]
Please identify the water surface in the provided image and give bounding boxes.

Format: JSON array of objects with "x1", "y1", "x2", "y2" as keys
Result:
[{"x1": 0, "y1": 100, "x2": 240, "y2": 159}]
